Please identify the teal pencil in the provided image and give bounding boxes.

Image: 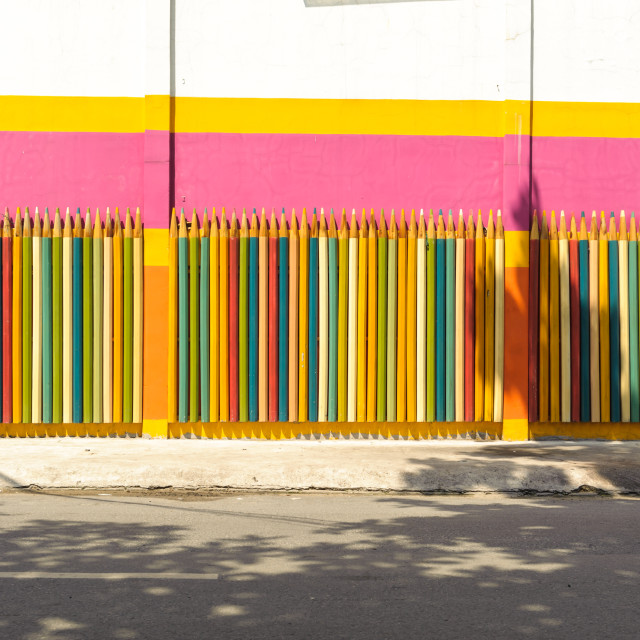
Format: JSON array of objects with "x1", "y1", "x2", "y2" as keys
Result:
[
  {"x1": 82, "y1": 210, "x2": 93, "y2": 423},
  {"x1": 327, "y1": 210, "x2": 338, "y2": 422},
  {"x1": 248, "y1": 209, "x2": 258, "y2": 422},
  {"x1": 426, "y1": 210, "x2": 436, "y2": 421},
  {"x1": 239, "y1": 209, "x2": 249, "y2": 422},
  {"x1": 42, "y1": 210, "x2": 53, "y2": 423},
  {"x1": 376, "y1": 211, "x2": 388, "y2": 421},
  {"x1": 629, "y1": 213, "x2": 639, "y2": 421},
  {"x1": 200, "y1": 211, "x2": 210, "y2": 422},
  {"x1": 608, "y1": 212, "x2": 620, "y2": 422},
  {"x1": 178, "y1": 209, "x2": 188, "y2": 422},
  {"x1": 445, "y1": 211, "x2": 455, "y2": 421}
]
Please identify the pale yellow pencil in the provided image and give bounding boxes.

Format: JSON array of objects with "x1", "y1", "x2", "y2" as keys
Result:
[
  {"x1": 103, "y1": 210, "x2": 113, "y2": 423},
  {"x1": 619, "y1": 210, "x2": 630, "y2": 422},
  {"x1": 62, "y1": 208, "x2": 73, "y2": 423},
  {"x1": 455, "y1": 211, "x2": 465, "y2": 421},
  {"x1": 132, "y1": 208, "x2": 143, "y2": 423},
  {"x1": 318, "y1": 210, "x2": 329, "y2": 422},
  {"x1": 258, "y1": 209, "x2": 268, "y2": 422},
  {"x1": 32, "y1": 210, "x2": 42, "y2": 424},
  {"x1": 416, "y1": 210, "x2": 427, "y2": 422},
  {"x1": 493, "y1": 211, "x2": 505, "y2": 422},
  {"x1": 347, "y1": 209, "x2": 358, "y2": 422},
  {"x1": 559, "y1": 211, "x2": 570, "y2": 422}
]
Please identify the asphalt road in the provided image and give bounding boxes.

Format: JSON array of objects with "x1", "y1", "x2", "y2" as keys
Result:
[{"x1": 0, "y1": 492, "x2": 638, "y2": 639}]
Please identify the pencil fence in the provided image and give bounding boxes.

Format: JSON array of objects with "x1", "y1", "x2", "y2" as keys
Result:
[
  {"x1": 529, "y1": 210, "x2": 639, "y2": 424},
  {"x1": 0, "y1": 207, "x2": 143, "y2": 426},
  {"x1": 169, "y1": 207, "x2": 505, "y2": 425}
]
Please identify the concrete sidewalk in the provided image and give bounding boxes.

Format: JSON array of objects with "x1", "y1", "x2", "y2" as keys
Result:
[{"x1": 2, "y1": 438, "x2": 640, "y2": 494}]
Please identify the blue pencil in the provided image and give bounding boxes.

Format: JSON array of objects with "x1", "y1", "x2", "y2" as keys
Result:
[
  {"x1": 200, "y1": 210, "x2": 210, "y2": 423},
  {"x1": 42, "y1": 210, "x2": 53, "y2": 423},
  {"x1": 308, "y1": 210, "x2": 319, "y2": 422},
  {"x1": 445, "y1": 211, "x2": 455, "y2": 421},
  {"x1": 435, "y1": 211, "x2": 446, "y2": 421},
  {"x1": 278, "y1": 210, "x2": 289, "y2": 421},
  {"x1": 609, "y1": 212, "x2": 621, "y2": 422},
  {"x1": 72, "y1": 209, "x2": 83, "y2": 423},
  {"x1": 178, "y1": 209, "x2": 188, "y2": 423},
  {"x1": 578, "y1": 212, "x2": 591, "y2": 421},
  {"x1": 248, "y1": 210, "x2": 259, "y2": 422},
  {"x1": 630, "y1": 212, "x2": 640, "y2": 421}
]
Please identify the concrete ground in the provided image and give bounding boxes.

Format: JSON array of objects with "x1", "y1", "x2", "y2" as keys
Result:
[
  {"x1": 1, "y1": 438, "x2": 640, "y2": 493},
  {"x1": 0, "y1": 492, "x2": 638, "y2": 639}
]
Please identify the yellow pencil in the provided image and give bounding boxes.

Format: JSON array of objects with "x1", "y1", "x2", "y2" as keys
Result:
[
  {"x1": 347, "y1": 209, "x2": 358, "y2": 422},
  {"x1": 406, "y1": 209, "x2": 417, "y2": 422},
  {"x1": 367, "y1": 210, "x2": 377, "y2": 422},
  {"x1": 474, "y1": 210, "x2": 485, "y2": 421},
  {"x1": 298, "y1": 209, "x2": 309, "y2": 422},
  {"x1": 599, "y1": 212, "x2": 610, "y2": 421},
  {"x1": 12, "y1": 209, "x2": 22, "y2": 423},
  {"x1": 357, "y1": 210, "x2": 368, "y2": 422},
  {"x1": 539, "y1": 212, "x2": 549, "y2": 422},
  {"x1": 112, "y1": 209, "x2": 123, "y2": 423},
  {"x1": 396, "y1": 210, "x2": 407, "y2": 422},
  {"x1": 484, "y1": 210, "x2": 495, "y2": 421}
]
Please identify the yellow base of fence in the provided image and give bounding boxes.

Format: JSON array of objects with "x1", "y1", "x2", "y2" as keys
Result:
[{"x1": 0, "y1": 423, "x2": 142, "y2": 437}]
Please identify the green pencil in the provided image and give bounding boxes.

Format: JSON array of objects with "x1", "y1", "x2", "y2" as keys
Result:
[
  {"x1": 22, "y1": 209, "x2": 32, "y2": 423},
  {"x1": 426, "y1": 210, "x2": 436, "y2": 421},
  {"x1": 445, "y1": 211, "x2": 455, "y2": 421},
  {"x1": 82, "y1": 209, "x2": 93, "y2": 423},
  {"x1": 386, "y1": 211, "x2": 398, "y2": 421},
  {"x1": 189, "y1": 209, "x2": 199, "y2": 422},
  {"x1": 178, "y1": 210, "x2": 188, "y2": 422},
  {"x1": 377, "y1": 211, "x2": 388, "y2": 421},
  {"x1": 52, "y1": 208, "x2": 62, "y2": 423},
  {"x1": 93, "y1": 210, "x2": 103, "y2": 423},
  {"x1": 239, "y1": 209, "x2": 249, "y2": 422}
]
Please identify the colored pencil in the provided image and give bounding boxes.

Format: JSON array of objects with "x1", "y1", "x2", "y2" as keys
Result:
[
  {"x1": 357, "y1": 211, "x2": 368, "y2": 422},
  {"x1": 298, "y1": 209, "x2": 309, "y2": 422},
  {"x1": 177, "y1": 209, "x2": 188, "y2": 423},
  {"x1": 72, "y1": 209, "x2": 83, "y2": 423},
  {"x1": 579, "y1": 213, "x2": 592, "y2": 421},
  {"x1": 288, "y1": 211, "x2": 299, "y2": 421},
  {"x1": 619, "y1": 211, "x2": 630, "y2": 423},
  {"x1": 318, "y1": 211, "x2": 329, "y2": 422},
  {"x1": 483, "y1": 211, "x2": 495, "y2": 422},
  {"x1": 2, "y1": 212, "x2": 12, "y2": 423},
  {"x1": 90, "y1": 210, "x2": 102, "y2": 424},
  {"x1": 167, "y1": 209, "x2": 177, "y2": 422},
  {"x1": 308, "y1": 211, "x2": 319, "y2": 423},
  {"x1": 528, "y1": 213, "x2": 539, "y2": 422},
  {"x1": 328, "y1": 210, "x2": 338, "y2": 423},
  {"x1": 81, "y1": 210, "x2": 93, "y2": 423},
  {"x1": 187, "y1": 209, "x2": 199, "y2": 423},
  {"x1": 347, "y1": 210, "x2": 358, "y2": 422},
  {"x1": 12, "y1": 209, "x2": 22, "y2": 423},
  {"x1": 588, "y1": 212, "x2": 600, "y2": 422},
  {"x1": 61, "y1": 209, "x2": 72, "y2": 423},
  {"x1": 366, "y1": 211, "x2": 377, "y2": 423},
  {"x1": 269, "y1": 212, "x2": 279, "y2": 422},
  {"x1": 549, "y1": 211, "x2": 560, "y2": 422},
  {"x1": 52, "y1": 209, "x2": 63, "y2": 423},
  {"x1": 32, "y1": 210, "x2": 42, "y2": 424},
  {"x1": 416, "y1": 211, "x2": 426, "y2": 422},
  {"x1": 426, "y1": 211, "x2": 436, "y2": 423},
  {"x1": 446, "y1": 210, "x2": 455, "y2": 422},
  {"x1": 337, "y1": 210, "x2": 349, "y2": 422},
  {"x1": 219, "y1": 212, "x2": 229, "y2": 422},
  {"x1": 406, "y1": 210, "x2": 417, "y2": 422},
  {"x1": 455, "y1": 211, "x2": 465, "y2": 422},
  {"x1": 258, "y1": 209, "x2": 268, "y2": 422},
  {"x1": 278, "y1": 211, "x2": 289, "y2": 422},
  {"x1": 558, "y1": 211, "x2": 570, "y2": 423},
  {"x1": 239, "y1": 209, "x2": 250, "y2": 423},
  {"x1": 22, "y1": 209, "x2": 32, "y2": 423},
  {"x1": 200, "y1": 211, "x2": 210, "y2": 423},
  {"x1": 493, "y1": 211, "x2": 505, "y2": 422},
  {"x1": 132, "y1": 208, "x2": 143, "y2": 423},
  {"x1": 113, "y1": 209, "x2": 124, "y2": 423},
  {"x1": 435, "y1": 211, "x2": 446, "y2": 422},
  {"x1": 228, "y1": 211, "x2": 239, "y2": 422},
  {"x1": 609, "y1": 213, "x2": 621, "y2": 423},
  {"x1": 210, "y1": 210, "x2": 220, "y2": 423},
  {"x1": 568, "y1": 214, "x2": 580, "y2": 422},
  {"x1": 464, "y1": 214, "x2": 475, "y2": 422},
  {"x1": 386, "y1": 211, "x2": 398, "y2": 422},
  {"x1": 103, "y1": 210, "x2": 113, "y2": 424},
  {"x1": 474, "y1": 211, "x2": 485, "y2": 421},
  {"x1": 396, "y1": 211, "x2": 407, "y2": 423},
  {"x1": 599, "y1": 212, "x2": 611, "y2": 422},
  {"x1": 123, "y1": 209, "x2": 135, "y2": 423},
  {"x1": 629, "y1": 213, "x2": 639, "y2": 422},
  {"x1": 248, "y1": 210, "x2": 261, "y2": 423},
  {"x1": 539, "y1": 212, "x2": 549, "y2": 422},
  {"x1": 376, "y1": 211, "x2": 387, "y2": 423}
]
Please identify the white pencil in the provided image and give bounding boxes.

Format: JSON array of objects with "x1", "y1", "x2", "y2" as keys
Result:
[
  {"x1": 132, "y1": 207, "x2": 143, "y2": 423},
  {"x1": 93, "y1": 209, "x2": 103, "y2": 423},
  {"x1": 103, "y1": 209, "x2": 113, "y2": 423},
  {"x1": 318, "y1": 210, "x2": 329, "y2": 422},
  {"x1": 347, "y1": 209, "x2": 358, "y2": 422},
  {"x1": 416, "y1": 210, "x2": 427, "y2": 421},
  {"x1": 455, "y1": 210, "x2": 465, "y2": 421},
  {"x1": 32, "y1": 209, "x2": 42, "y2": 424}
]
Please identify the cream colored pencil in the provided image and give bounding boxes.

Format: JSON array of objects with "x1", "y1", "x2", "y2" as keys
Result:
[
  {"x1": 31, "y1": 210, "x2": 43, "y2": 424},
  {"x1": 455, "y1": 210, "x2": 465, "y2": 421},
  {"x1": 62, "y1": 208, "x2": 73, "y2": 423},
  {"x1": 132, "y1": 208, "x2": 143, "y2": 423},
  {"x1": 619, "y1": 210, "x2": 630, "y2": 422},
  {"x1": 416, "y1": 210, "x2": 427, "y2": 422},
  {"x1": 258, "y1": 209, "x2": 268, "y2": 422},
  {"x1": 559, "y1": 211, "x2": 571, "y2": 422},
  {"x1": 318, "y1": 211, "x2": 329, "y2": 422},
  {"x1": 493, "y1": 210, "x2": 505, "y2": 422},
  {"x1": 103, "y1": 210, "x2": 113, "y2": 423},
  {"x1": 588, "y1": 212, "x2": 600, "y2": 421},
  {"x1": 93, "y1": 209, "x2": 103, "y2": 423},
  {"x1": 347, "y1": 209, "x2": 358, "y2": 422}
]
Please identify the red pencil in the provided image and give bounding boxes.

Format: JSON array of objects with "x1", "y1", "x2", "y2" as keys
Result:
[
  {"x1": 2, "y1": 211, "x2": 13, "y2": 423},
  {"x1": 268, "y1": 212, "x2": 279, "y2": 421},
  {"x1": 528, "y1": 213, "x2": 540, "y2": 422},
  {"x1": 464, "y1": 213, "x2": 475, "y2": 422},
  {"x1": 568, "y1": 214, "x2": 580, "y2": 422},
  {"x1": 228, "y1": 211, "x2": 239, "y2": 422}
]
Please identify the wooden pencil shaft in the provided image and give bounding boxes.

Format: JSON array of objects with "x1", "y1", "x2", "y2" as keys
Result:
[
  {"x1": 386, "y1": 236, "x2": 397, "y2": 421},
  {"x1": 455, "y1": 236, "x2": 465, "y2": 422},
  {"x1": 62, "y1": 233, "x2": 72, "y2": 423},
  {"x1": 347, "y1": 235, "x2": 358, "y2": 422},
  {"x1": 103, "y1": 232, "x2": 113, "y2": 423},
  {"x1": 93, "y1": 231, "x2": 103, "y2": 423}
]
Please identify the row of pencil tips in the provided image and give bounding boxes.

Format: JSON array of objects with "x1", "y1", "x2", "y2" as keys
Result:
[{"x1": 531, "y1": 210, "x2": 638, "y2": 239}]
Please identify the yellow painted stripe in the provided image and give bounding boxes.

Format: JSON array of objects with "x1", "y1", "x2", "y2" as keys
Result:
[
  {"x1": 505, "y1": 231, "x2": 529, "y2": 268},
  {"x1": 143, "y1": 229, "x2": 169, "y2": 266},
  {"x1": 3, "y1": 96, "x2": 640, "y2": 139},
  {"x1": 142, "y1": 419, "x2": 169, "y2": 438}
]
